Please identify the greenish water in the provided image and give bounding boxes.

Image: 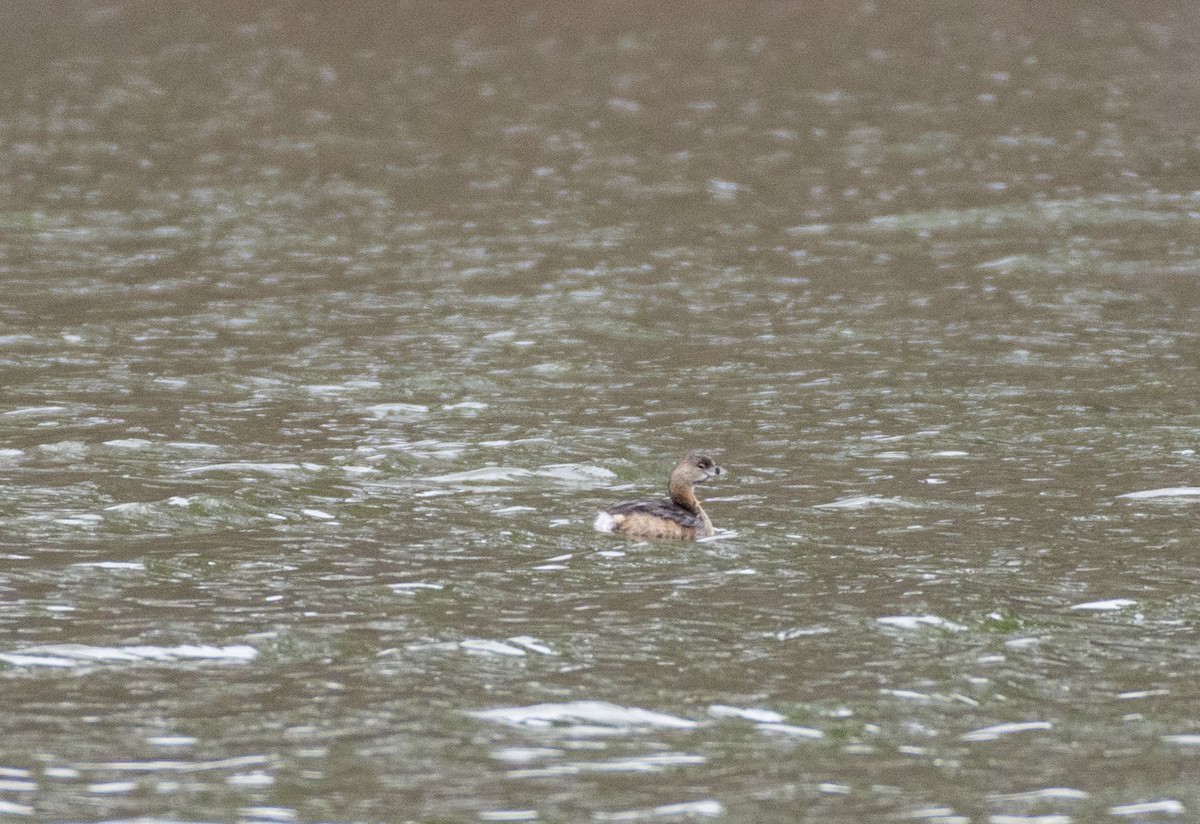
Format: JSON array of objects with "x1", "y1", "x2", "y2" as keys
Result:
[{"x1": 3, "y1": 2, "x2": 1200, "y2": 822}]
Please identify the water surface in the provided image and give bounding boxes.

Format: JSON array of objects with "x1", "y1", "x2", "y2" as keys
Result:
[{"x1": 2, "y1": 2, "x2": 1200, "y2": 822}]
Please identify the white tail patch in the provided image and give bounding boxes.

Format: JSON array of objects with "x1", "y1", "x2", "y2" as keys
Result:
[{"x1": 593, "y1": 511, "x2": 616, "y2": 533}]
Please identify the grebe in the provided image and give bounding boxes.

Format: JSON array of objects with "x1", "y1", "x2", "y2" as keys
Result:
[{"x1": 594, "y1": 452, "x2": 724, "y2": 540}]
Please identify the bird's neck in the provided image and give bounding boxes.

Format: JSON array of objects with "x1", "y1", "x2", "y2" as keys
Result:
[{"x1": 669, "y1": 479, "x2": 700, "y2": 513}]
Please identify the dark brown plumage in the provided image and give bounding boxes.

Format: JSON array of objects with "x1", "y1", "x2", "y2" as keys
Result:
[{"x1": 595, "y1": 452, "x2": 724, "y2": 540}]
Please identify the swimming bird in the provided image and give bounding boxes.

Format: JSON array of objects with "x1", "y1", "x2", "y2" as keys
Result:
[{"x1": 594, "y1": 452, "x2": 724, "y2": 540}]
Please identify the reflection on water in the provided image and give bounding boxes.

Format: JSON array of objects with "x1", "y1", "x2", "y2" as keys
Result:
[{"x1": 3, "y1": 1, "x2": 1200, "y2": 821}]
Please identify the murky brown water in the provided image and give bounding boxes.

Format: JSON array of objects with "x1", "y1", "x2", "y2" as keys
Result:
[{"x1": 3, "y1": 2, "x2": 1200, "y2": 822}]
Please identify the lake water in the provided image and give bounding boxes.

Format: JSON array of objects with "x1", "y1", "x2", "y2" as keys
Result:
[{"x1": 3, "y1": 2, "x2": 1200, "y2": 822}]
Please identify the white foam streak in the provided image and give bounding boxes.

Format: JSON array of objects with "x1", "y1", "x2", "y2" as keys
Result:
[
  {"x1": 470, "y1": 701, "x2": 698, "y2": 732},
  {"x1": 0, "y1": 644, "x2": 258, "y2": 668}
]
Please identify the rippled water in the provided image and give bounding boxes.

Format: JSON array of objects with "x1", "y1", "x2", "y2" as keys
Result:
[{"x1": 3, "y1": 2, "x2": 1200, "y2": 822}]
